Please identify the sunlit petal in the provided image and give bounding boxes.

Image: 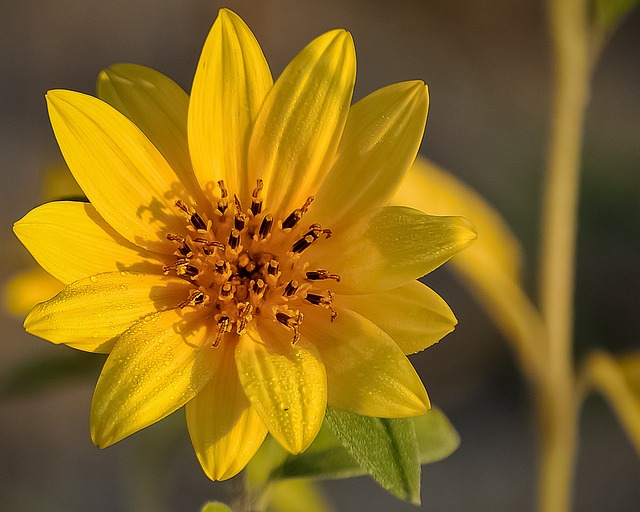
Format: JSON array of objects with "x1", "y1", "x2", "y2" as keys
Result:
[
  {"x1": 302, "y1": 309, "x2": 429, "y2": 417},
  {"x1": 336, "y1": 281, "x2": 457, "y2": 354},
  {"x1": 46, "y1": 90, "x2": 189, "y2": 252},
  {"x1": 13, "y1": 201, "x2": 167, "y2": 285},
  {"x1": 248, "y1": 29, "x2": 356, "y2": 214},
  {"x1": 308, "y1": 206, "x2": 476, "y2": 294},
  {"x1": 236, "y1": 324, "x2": 327, "y2": 454},
  {"x1": 91, "y1": 309, "x2": 220, "y2": 447},
  {"x1": 186, "y1": 340, "x2": 267, "y2": 481},
  {"x1": 25, "y1": 272, "x2": 194, "y2": 353},
  {"x1": 189, "y1": 8, "x2": 272, "y2": 199},
  {"x1": 310, "y1": 81, "x2": 428, "y2": 228},
  {"x1": 97, "y1": 63, "x2": 202, "y2": 199}
]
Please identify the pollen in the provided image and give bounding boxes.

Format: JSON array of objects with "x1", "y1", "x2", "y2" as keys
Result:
[{"x1": 164, "y1": 180, "x2": 340, "y2": 344}]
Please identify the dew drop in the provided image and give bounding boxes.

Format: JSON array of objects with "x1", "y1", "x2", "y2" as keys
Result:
[{"x1": 90, "y1": 276, "x2": 98, "y2": 283}]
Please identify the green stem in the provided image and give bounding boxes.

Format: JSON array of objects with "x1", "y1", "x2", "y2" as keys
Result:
[{"x1": 537, "y1": 0, "x2": 591, "y2": 510}]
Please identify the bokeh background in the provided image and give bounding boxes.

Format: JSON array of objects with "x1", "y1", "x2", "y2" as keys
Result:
[{"x1": 1, "y1": 0, "x2": 639, "y2": 510}]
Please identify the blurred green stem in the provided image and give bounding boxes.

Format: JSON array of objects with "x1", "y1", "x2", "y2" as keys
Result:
[{"x1": 537, "y1": 0, "x2": 591, "y2": 510}]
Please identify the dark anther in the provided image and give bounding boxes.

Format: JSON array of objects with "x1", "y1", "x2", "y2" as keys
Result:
[
  {"x1": 259, "y1": 214, "x2": 273, "y2": 239},
  {"x1": 217, "y1": 200, "x2": 228, "y2": 215},
  {"x1": 267, "y1": 259, "x2": 280, "y2": 276},
  {"x1": 175, "y1": 259, "x2": 200, "y2": 278},
  {"x1": 175, "y1": 200, "x2": 207, "y2": 230},
  {"x1": 275, "y1": 310, "x2": 303, "y2": 344},
  {"x1": 214, "y1": 259, "x2": 230, "y2": 275},
  {"x1": 282, "y1": 196, "x2": 315, "y2": 229},
  {"x1": 250, "y1": 179, "x2": 264, "y2": 215},
  {"x1": 214, "y1": 316, "x2": 230, "y2": 347},
  {"x1": 291, "y1": 234, "x2": 315, "y2": 254},
  {"x1": 291, "y1": 224, "x2": 332, "y2": 254},
  {"x1": 228, "y1": 228, "x2": 241, "y2": 249},
  {"x1": 234, "y1": 212, "x2": 246, "y2": 231},
  {"x1": 305, "y1": 269, "x2": 341, "y2": 282},
  {"x1": 236, "y1": 302, "x2": 254, "y2": 334},
  {"x1": 283, "y1": 279, "x2": 299, "y2": 297},
  {"x1": 179, "y1": 289, "x2": 206, "y2": 308},
  {"x1": 166, "y1": 234, "x2": 193, "y2": 257},
  {"x1": 219, "y1": 283, "x2": 233, "y2": 299},
  {"x1": 252, "y1": 279, "x2": 266, "y2": 296}
]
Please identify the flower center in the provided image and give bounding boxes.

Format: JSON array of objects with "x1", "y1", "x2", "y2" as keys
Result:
[{"x1": 163, "y1": 180, "x2": 340, "y2": 346}]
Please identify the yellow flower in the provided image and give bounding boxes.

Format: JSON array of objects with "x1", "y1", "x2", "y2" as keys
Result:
[{"x1": 13, "y1": 9, "x2": 475, "y2": 480}]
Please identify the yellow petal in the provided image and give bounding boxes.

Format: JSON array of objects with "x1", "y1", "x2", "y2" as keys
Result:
[
  {"x1": 302, "y1": 309, "x2": 429, "y2": 417},
  {"x1": 46, "y1": 90, "x2": 190, "y2": 253},
  {"x1": 97, "y1": 64, "x2": 202, "y2": 200},
  {"x1": 310, "y1": 81, "x2": 429, "y2": 228},
  {"x1": 188, "y1": 8, "x2": 272, "y2": 199},
  {"x1": 3, "y1": 267, "x2": 63, "y2": 317},
  {"x1": 391, "y1": 158, "x2": 548, "y2": 374},
  {"x1": 91, "y1": 309, "x2": 220, "y2": 447},
  {"x1": 308, "y1": 205, "x2": 476, "y2": 294},
  {"x1": 392, "y1": 157, "x2": 522, "y2": 281},
  {"x1": 248, "y1": 29, "x2": 356, "y2": 215},
  {"x1": 579, "y1": 351, "x2": 640, "y2": 456},
  {"x1": 236, "y1": 323, "x2": 327, "y2": 454},
  {"x1": 24, "y1": 272, "x2": 195, "y2": 353},
  {"x1": 13, "y1": 201, "x2": 167, "y2": 285},
  {"x1": 335, "y1": 281, "x2": 457, "y2": 355},
  {"x1": 186, "y1": 340, "x2": 267, "y2": 481}
]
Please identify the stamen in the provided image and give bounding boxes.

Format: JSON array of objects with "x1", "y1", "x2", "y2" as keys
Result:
[
  {"x1": 258, "y1": 214, "x2": 273, "y2": 239},
  {"x1": 282, "y1": 196, "x2": 315, "y2": 229},
  {"x1": 214, "y1": 316, "x2": 231, "y2": 347},
  {"x1": 291, "y1": 224, "x2": 332, "y2": 254},
  {"x1": 251, "y1": 278, "x2": 266, "y2": 299},
  {"x1": 179, "y1": 289, "x2": 207, "y2": 308},
  {"x1": 236, "y1": 302, "x2": 254, "y2": 334},
  {"x1": 267, "y1": 259, "x2": 280, "y2": 276},
  {"x1": 283, "y1": 279, "x2": 299, "y2": 297},
  {"x1": 175, "y1": 259, "x2": 200, "y2": 278},
  {"x1": 234, "y1": 195, "x2": 243, "y2": 214},
  {"x1": 218, "y1": 180, "x2": 228, "y2": 199},
  {"x1": 291, "y1": 234, "x2": 315, "y2": 254},
  {"x1": 234, "y1": 212, "x2": 246, "y2": 231},
  {"x1": 193, "y1": 238, "x2": 225, "y2": 255},
  {"x1": 250, "y1": 179, "x2": 263, "y2": 215},
  {"x1": 215, "y1": 259, "x2": 230, "y2": 275},
  {"x1": 305, "y1": 269, "x2": 341, "y2": 282},
  {"x1": 275, "y1": 310, "x2": 304, "y2": 344},
  {"x1": 218, "y1": 282, "x2": 234, "y2": 301},
  {"x1": 217, "y1": 200, "x2": 228, "y2": 215},
  {"x1": 166, "y1": 233, "x2": 193, "y2": 257},
  {"x1": 305, "y1": 291, "x2": 337, "y2": 320},
  {"x1": 175, "y1": 200, "x2": 207, "y2": 230},
  {"x1": 228, "y1": 228, "x2": 241, "y2": 249}
]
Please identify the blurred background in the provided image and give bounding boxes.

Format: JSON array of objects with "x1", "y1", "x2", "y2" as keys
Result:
[{"x1": 1, "y1": 0, "x2": 639, "y2": 510}]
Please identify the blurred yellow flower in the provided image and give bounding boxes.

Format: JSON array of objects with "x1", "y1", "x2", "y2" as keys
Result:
[{"x1": 13, "y1": 9, "x2": 474, "y2": 480}]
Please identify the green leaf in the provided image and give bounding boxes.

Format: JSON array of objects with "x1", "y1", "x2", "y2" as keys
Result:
[
  {"x1": 0, "y1": 350, "x2": 105, "y2": 397},
  {"x1": 413, "y1": 407, "x2": 460, "y2": 463},
  {"x1": 200, "y1": 503, "x2": 232, "y2": 512},
  {"x1": 324, "y1": 408, "x2": 421, "y2": 504},
  {"x1": 270, "y1": 408, "x2": 460, "y2": 505}
]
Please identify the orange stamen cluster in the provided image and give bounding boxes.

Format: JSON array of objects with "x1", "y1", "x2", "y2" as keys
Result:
[{"x1": 164, "y1": 180, "x2": 340, "y2": 345}]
